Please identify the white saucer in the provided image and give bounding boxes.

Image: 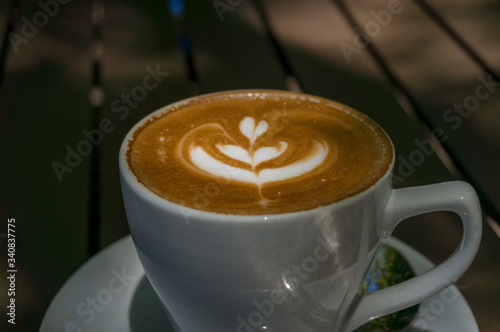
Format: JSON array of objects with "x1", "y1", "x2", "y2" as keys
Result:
[{"x1": 40, "y1": 236, "x2": 478, "y2": 332}]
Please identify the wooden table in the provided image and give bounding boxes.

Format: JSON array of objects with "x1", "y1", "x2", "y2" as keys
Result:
[{"x1": 1, "y1": 0, "x2": 499, "y2": 330}]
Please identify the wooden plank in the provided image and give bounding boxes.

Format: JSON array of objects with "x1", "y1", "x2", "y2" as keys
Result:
[
  {"x1": 98, "y1": 0, "x2": 192, "y2": 247},
  {"x1": 184, "y1": 0, "x2": 288, "y2": 92},
  {"x1": 0, "y1": 1, "x2": 91, "y2": 331},
  {"x1": 412, "y1": 0, "x2": 500, "y2": 216},
  {"x1": 345, "y1": 0, "x2": 500, "y2": 218},
  {"x1": 424, "y1": 0, "x2": 500, "y2": 75}
]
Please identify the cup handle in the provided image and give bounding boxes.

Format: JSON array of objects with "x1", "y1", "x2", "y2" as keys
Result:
[{"x1": 344, "y1": 181, "x2": 482, "y2": 331}]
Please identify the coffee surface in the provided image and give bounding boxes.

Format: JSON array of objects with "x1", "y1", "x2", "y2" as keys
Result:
[{"x1": 127, "y1": 91, "x2": 393, "y2": 215}]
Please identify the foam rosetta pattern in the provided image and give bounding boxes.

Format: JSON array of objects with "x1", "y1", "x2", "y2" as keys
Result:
[{"x1": 186, "y1": 116, "x2": 329, "y2": 187}]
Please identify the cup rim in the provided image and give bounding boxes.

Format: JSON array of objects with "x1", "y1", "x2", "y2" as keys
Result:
[{"x1": 119, "y1": 89, "x2": 395, "y2": 223}]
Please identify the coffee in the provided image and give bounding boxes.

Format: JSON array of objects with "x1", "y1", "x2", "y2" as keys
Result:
[{"x1": 127, "y1": 90, "x2": 393, "y2": 214}]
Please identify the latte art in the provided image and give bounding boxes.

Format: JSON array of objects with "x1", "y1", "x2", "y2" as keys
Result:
[
  {"x1": 185, "y1": 117, "x2": 329, "y2": 190},
  {"x1": 128, "y1": 91, "x2": 393, "y2": 214}
]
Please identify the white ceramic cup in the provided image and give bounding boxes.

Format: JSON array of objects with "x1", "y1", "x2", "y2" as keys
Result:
[{"x1": 119, "y1": 91, "x2": 482, "y2": 332}]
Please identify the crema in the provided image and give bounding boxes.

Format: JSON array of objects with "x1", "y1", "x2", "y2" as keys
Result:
[{"x1": 127, "y1": 91, "x2": 393, "y2": 214}]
